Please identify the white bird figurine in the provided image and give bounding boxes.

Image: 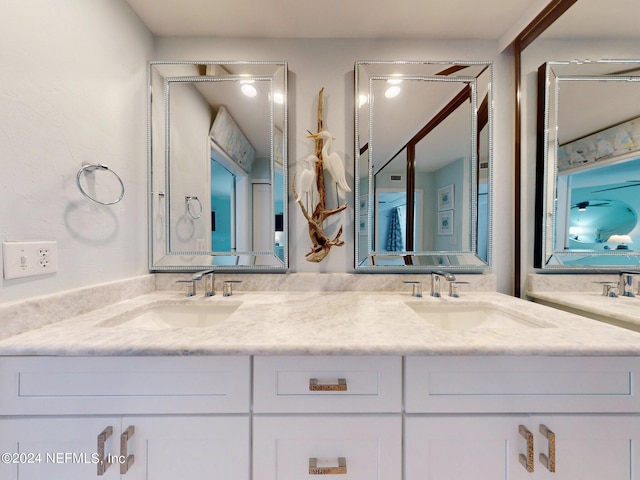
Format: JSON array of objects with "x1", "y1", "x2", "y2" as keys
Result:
[
  {"x1": 295, "y1": 154, "x2": 318, "y2": 205},
  {"x1": 308, "y1": 130, "x2": 351, "y2": 193}
]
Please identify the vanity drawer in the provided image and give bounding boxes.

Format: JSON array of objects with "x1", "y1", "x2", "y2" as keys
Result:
[
  {"x1": 0, "y1": 356, "x2": 251, "y2": 415},
  {"x1": 253, "y1": 415, "x2": 402, "y2": 480},
  {"x1": 405, "y1": 356, "x2": 640, "y2": 413},
  {"x1": 253, "y1": 356, "x2": 402, "y2": 413}
]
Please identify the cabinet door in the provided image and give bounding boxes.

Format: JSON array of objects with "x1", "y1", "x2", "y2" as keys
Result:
[
  {"x1": 1, "y1": 417, "x2": 119, "y2": 480},
  {"x1": 531, "y1": 415, "x2": 640, "y2": 479},
  {"x1": 253, "y1": 415, "x2": 401, "y2": 480},
  {"x1": 405, "y1": 415, "x2": 531, "y2": 480},
  {"x1": 126, "y1": 416, "x2": 249, "y2": 480}
]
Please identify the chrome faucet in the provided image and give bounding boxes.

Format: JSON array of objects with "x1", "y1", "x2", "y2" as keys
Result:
[
  {"x1": 193, "y1": 269, "x2": 216, "y2": 297},
  {"x1": 431, "y1": 270, "x2": 456, "y2": 297},
  {"x1": 619, "y1": 272, "x2": 636, "y2": 298}
]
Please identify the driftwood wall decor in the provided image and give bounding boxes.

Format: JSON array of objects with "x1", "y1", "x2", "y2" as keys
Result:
[{"x1": 293, "y1": 88, "x2": 349, "y2": 262}]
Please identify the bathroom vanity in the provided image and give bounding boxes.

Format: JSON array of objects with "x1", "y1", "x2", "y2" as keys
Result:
[{"x1": 1, "y1": 282, "x2": 640, "y2": 479}]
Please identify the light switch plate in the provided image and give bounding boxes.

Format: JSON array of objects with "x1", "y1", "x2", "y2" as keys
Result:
[{"x1": 2, "y1": 241, "x2": 58, "y2": 279}]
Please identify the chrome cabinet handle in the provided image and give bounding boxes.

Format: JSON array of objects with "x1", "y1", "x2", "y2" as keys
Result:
[
  {"x1": 519, "y1": 425, "x2": 534, "y2": 473},
  {"x1": 120, "y1": 425, "x2": 135, "y2": 474},
  {"x1": 96, "y1": 426, "x2": 113, "y2": 476},
  {"x1": 309, "y1": 457, "x2": 347, "y2": 475},
  {"x1": 539, "y1": 424, "x2": 556, "y2": 472},
  {"x1": 309, "y1": 378, "x2": 347, "y2": 391}
]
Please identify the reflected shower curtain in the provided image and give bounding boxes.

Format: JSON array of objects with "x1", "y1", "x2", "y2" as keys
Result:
[{"x1": 386, "y1": 207, "x2": 404, "y2": 251}]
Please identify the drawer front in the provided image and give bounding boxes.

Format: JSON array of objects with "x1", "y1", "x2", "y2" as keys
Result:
[
  {"x1": 253, "y1": 415, "x2": 401, "y2": 480},
  {"x1": 253, "y1": 356, "x2": 402, "y2": 413},
  {"x1": 0, "y1": 356, "x2": 251, "y2": 414},
  {"x1": 405, "y1": 356, "x2": 640, "y2": 413}
]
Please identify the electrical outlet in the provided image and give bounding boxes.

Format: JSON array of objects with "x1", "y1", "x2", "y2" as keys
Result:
[{"x1": 2, "y1": 241, "x2": 58, "y2": 279}]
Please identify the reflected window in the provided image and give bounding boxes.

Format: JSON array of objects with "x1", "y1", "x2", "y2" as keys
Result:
[{"x1": 211, "y1": 159, "x2": 235, "y2": 252}]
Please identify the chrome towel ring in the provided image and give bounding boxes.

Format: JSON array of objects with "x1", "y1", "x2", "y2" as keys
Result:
[
  {"x1": 76, "y1": 163, "x2": 125, "y2": 205},
  {"x1": 185, "y1": 195, "x2": 203, "y2": 219}
]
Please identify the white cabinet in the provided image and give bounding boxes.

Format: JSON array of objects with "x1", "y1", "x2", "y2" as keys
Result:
[
  {"x1": 1, "y1": 416, "x2": 249, "y2": 480},
  {"x1": 405, "y1": 415, "x2": 640, "y2": 479},
  {"x1": 524, "y1": 415, "x2": 640, "y2": 479},
  {"x1": 253, "y1": 355, "x2": 402, "y2": 413},
  {"x1": 2, "y1": 353, "x2": 640, "y2": 479},
  {"x1": 405, "y1": 356, "x2": 640, "y2": 480},
  {"x1": 2, "y1": 417, "x2": 119, "y2": 480},
  {"x1": 125, "y1": 416, "x2": 249, "y2": 480},
  {"x1": 0, "y1": 356, "x2": 251, "y2": 480},
  {"x1": 254, "y1": 416, "x2": 402, "y2": 480},
  {"x1": 406, "y1": 415, "x2": 528, "y2": 479},
  {"x1": 253, "y1": 355, "x2": 403, "y2": 479}
]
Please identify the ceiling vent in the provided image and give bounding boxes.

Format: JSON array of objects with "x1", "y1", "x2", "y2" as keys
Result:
[{"x1": 389, "y1": 174, "x2": 403, "y2": 182}]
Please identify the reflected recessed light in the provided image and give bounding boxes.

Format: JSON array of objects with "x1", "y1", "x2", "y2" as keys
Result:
[
  {"x1": 358, "y1": 94, "x2": 368, "y2": 107},
  {"x1": 273, "y1": 92, "x2": 284, "y2": 104},
  {"x1": 241, "y1": 82, "x2": 257, "y2": 98},
  {"x1": 385, "y1": 85, "x2": 401, "y2": 98},
  {"x1": 387, "y1": 76, "x2": 403, "y2": 85}
]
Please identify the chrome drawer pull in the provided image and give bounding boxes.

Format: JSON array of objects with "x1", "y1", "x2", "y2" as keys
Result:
[
  {"x1": 519, "y1": 425, "x2": 534, "y2": 472},
  {"x1": 309, "y1": 457, "x2": 347, "y2": 474},
  {"x1": 120, "y1": 425, "x2": 135, "y2": 474},
  {"x1": 539, "y1": 424, "x2": 556, "y2": 472},
  {"x1": 97, "y1": 426, "x2": 113, "y2": 476},
  {"x1": 309, "y1": 378, "x2": 347, "y2": 391}
]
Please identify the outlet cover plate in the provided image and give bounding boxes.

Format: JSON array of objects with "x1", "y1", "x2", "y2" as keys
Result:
[{"x1": 2, "y1": 241, "x2": 58, "y2": 279}]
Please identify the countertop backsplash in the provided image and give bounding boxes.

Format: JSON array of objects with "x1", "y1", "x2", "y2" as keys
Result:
[
  {"x1": 156, "y1": 272, "x2": 498, "y2": 293},
  {"x1": 0, "y1": 275, "x2": 156, "y2": 341},
  {"x1": 526, "y1": 273, "x2": 621, "y2": 294}
]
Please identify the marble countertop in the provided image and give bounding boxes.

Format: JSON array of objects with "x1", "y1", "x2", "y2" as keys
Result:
[
  {"x1": 528, "y1": 290, "x2": 640, "y2": 331},
  {"x1": 2, "y1": 290, "x2": 640, "y2": 356}
]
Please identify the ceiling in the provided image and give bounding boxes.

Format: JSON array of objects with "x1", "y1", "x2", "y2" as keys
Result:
[
  {"x1": 125, "y1": 0, "x2": 540, "y2": 40},
  {"x1": 125, "y1": 0, "x2": 640, "y2": 41}
]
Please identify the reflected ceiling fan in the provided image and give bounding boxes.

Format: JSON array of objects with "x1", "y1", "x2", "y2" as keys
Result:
[
  {"x1": 591, "y1": 181, "x2": 640, "y2": 193},
  {"x1": 571, "y1": 200, "x2": 611, "y2": 210}
]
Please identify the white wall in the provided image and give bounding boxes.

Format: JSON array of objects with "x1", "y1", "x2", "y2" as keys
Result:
[
  {"x1": 155, "y1": 38, "x2": 515, "y2": 293},
  {"x1": 0, "y1": 0, "x2": 153, "y2": 303},
  {"x1": 520, "y1": 39, "x2": 640, "y2": 295}
]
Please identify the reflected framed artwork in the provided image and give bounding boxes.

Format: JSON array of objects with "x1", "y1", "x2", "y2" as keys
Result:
[
  {"x1": 438, "y1": 210, "x2": 454, "y2": 235},
  {"x1": 438, "y1": 184, "x2": 454, "y2": 211}
]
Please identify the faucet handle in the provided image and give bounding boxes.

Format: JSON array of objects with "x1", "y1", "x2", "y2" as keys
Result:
[
  {"x1": 448, "y1": 281, "x2": 470, "y2": 298},
  {"x1": 593, "y1": 281, "x2": 618, "y2": 297},
  {"x1": 176, "y1": 279, "x2": 196, "y2": 297},
  {"x1": 619, "y1": 272, "x2": 637, "y2": 298},
  {"x1": 403, "y1": 281, "x2": 422, "y2": 298},
  {"x1": 223, "y1": 280, "x2": 242, "y2": 297}
]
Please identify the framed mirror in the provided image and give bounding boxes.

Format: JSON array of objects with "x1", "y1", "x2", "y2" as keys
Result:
[
  {"x1": 535, "y1": 60, "x2": 640, "y2": 270},
  {"x1": 148, "y1": 61, "x2": 288, "y2": 271},
  {"x1": 354, "y1": 61, "x2": 493, "y2": 271}
]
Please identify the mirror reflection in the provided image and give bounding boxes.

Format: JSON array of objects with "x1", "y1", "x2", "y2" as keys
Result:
[
  {"x1": 355, "y1": 61, "x2": 493, "y2": 271},
  {"x1": 149, "y1": 61, "x2": 287, "y2": 271},
  {"x1": 535, "y1": 61, "x2": 640, "y2": 268}
]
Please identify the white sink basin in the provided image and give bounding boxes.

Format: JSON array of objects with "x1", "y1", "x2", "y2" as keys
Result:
[
  {"x1": 99, "y1": 303, "x2": 240, "y2": 330},
  {"x1": 407, "y1": 303, "x2": 550, "y2": 331}
]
